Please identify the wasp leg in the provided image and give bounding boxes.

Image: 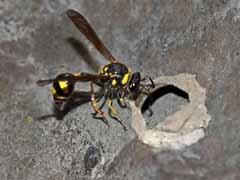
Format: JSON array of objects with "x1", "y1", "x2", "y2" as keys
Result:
[
  {"x1": 98, "y1": 94, "x2": 107, "y2": 109},
  {"x1": 90, "y1": 82, "x2": 110, "y2": 128},
  {"x1": 118, "y1": 97, "x2": 127, "y2": 108},
  {"x1": 91, "y1": 94, "x2": 106, "y2": 118},
  {"x1": 108, "y1": 99, "x2": 127, "y2": 131},
  {"x1": 92, "y1": 99, "x2": 110, "y2": 128},
  {"x1": 117, "y1": 91, "x2": 127, "y2": 108},
  {"x1": 93, "y1": 80, "x2": 105, "y2": 88},
  {"x1": 141, "y1": 76, "x2": 155, "y2": 88},
  {"x1": 147, "y1": 76, "x2": 155, "y2": 88},
  {"x1": 139, "y1": 87, "x2": 154, "y2": 117},
  {"x1": 107, "y1": 99, "x2": 118, "y2": 115}
]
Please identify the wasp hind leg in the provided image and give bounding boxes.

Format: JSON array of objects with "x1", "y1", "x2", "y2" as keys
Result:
[
  {"x1": 90, "y1": 82, "x2": 110, "y2": 128},
  {"x1": 108, "y1": 98, "x2": 127, "y2": 131}
]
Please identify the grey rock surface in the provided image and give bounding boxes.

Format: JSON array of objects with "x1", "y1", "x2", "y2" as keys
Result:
[{"x1": 0, "y1": 0, "x2": 240, "y2": 180}]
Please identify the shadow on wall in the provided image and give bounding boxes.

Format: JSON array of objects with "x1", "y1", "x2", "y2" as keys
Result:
[
  {"x1": 67, "y1": 37, "x2": 101, "y2": 72},
  {"x1": 36, "y1": 91, "x2": 91, "y2": 121},
  {"x1": 141, "y1": 85, "x2": 190, "y2": 114}
]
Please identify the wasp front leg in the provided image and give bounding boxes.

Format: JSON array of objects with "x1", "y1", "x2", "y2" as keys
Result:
[
  {"x1": 90, "y1": 82, "x2": 110, "y2": 128},
  {"x1": 117, "y1": 90, "x2": 127, "y2": 108},
  {"x1": 141, "y1": 76, "x2": 155, "y2": 88},
  {"x1": 138, "y1": 85, "x2": 155, "y2": 117},
  {"x1": 107, "y1": 92, "x2": 127, "y2": 131}
]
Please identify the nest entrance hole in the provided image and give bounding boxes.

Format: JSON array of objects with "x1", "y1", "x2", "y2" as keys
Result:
[{"x1": 141, "y1": 85, "x2": 189, "y2": 128}]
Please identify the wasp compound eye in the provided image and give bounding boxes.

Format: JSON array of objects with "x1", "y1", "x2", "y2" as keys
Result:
[{"x1": 129, "y1": 72, "x2": 141, "y2": 93}]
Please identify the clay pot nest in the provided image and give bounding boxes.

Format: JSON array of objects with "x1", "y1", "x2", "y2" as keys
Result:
[{"x1": 130, "y1": 73, "x2": 211, "y2": 151}]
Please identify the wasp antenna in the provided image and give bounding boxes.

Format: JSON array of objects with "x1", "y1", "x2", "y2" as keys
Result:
[{"x1": 148, "y1": 77, "x2": 155, "y2": 88}]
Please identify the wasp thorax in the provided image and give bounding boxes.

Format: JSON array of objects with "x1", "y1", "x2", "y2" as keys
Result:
[{"x1": 99, "y1": 62, "x2": 131, "y2": 88}]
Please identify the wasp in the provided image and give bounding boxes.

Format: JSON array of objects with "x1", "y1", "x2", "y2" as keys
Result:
[{"x1": 66, "y1": 9, "x2": 155, "y2": 130}]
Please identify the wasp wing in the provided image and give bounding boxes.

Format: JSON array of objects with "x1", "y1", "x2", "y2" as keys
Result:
[
  {"x1": 73, "y1": 73, "x2": 110, "y2": 82},
  {"x1": 67, "y1": 9, "x2": 117, "y2": 63}
]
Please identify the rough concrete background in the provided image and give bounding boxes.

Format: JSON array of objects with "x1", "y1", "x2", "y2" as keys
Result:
[{"x1": 0, "y1": 0, "x2": 240, "y2": 180}]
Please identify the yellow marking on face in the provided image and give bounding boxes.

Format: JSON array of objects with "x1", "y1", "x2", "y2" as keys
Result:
[
  {"x1": 111, "y1": 79, "x2": 117, "y2": 86},
  {"x1": 121, "y1": 73, "x2": 130, "y2": 85},
  {"x1": 59, "y1": 81, "x2": 68, "y2": 93}
]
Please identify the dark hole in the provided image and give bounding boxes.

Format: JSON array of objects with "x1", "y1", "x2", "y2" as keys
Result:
[
  {"x1": 84, "y1": 146, "x2": 101, "y2": 175},
  {"x1": 141, "y1": 85, "x2": 189, "y2": 128}
]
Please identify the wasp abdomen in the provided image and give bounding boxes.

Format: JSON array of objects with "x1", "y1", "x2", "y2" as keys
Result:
[{"x1": 51, "y1": 73, "x2": 75, "y2": 100}]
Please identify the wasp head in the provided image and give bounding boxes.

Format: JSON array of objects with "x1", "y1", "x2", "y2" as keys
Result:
[{"x1": 128, "y1": 72, "x2": 141, "y2": 100}]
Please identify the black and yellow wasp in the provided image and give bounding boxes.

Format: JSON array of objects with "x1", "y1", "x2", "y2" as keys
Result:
[{"x1": 37, "y1": 9, "x2": 155, "y2": 130}]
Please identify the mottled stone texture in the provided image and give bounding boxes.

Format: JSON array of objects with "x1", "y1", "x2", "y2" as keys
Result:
[{"x1": 0, "y1": 0, "x2": 240, "y2": 180}]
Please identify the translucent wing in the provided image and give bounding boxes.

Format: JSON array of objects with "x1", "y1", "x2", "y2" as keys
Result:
[{"x1": 67, "y1": 9, "x2": 117, "y2": 63}]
